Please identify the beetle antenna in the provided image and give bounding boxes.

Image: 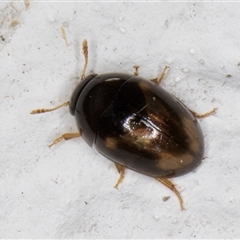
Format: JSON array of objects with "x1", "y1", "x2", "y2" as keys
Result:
[{"x1": 81, "y1": 39, "x2": 88, "y2": 80}]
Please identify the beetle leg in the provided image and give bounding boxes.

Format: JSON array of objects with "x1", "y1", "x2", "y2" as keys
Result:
[
  {"x1": 114, "y1": 163, "x2": 125, "y2": 189},
  {"x1": 133, "y1": 65, "x2": 139, "y2": 76},
  {"x1": 155, "y1": 177, "x2": 185, "y2": 211},
  {"x1": 48, "y1": 132, "x2": 81, "y2": 147},
  {"x1": 151, "y1": 66, "x2": 170, "y2": 85},
  {"x1": 81, "y1": 39, "x2": 88, "y2": 80},
  {"x1": 189, "y1": 107, "x2": 217, "y2": 118},
  {"x1": 30, "y1": 101, "x2": 69, "y2": 114}
]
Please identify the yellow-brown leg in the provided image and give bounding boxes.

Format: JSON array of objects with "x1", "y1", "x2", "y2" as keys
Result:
[
  {"x1": 156, "y1": 177, "x2": 185, "y2": 211},
  {"x1": 30, "y1": 101, "x2": 69, "y2": 114},
  {"x1": 31, "y1": 39, "x2": 89, "y2": 147},
  {"x1": 133, "y1": 65, "x2": 139, "y2": 76},
  {"x1": 151, "y1": 66, "x2": 170, "y2": 85},
  {"x1": 114, "y1": 163, "x2": 125, "y2": 189},
  {"x1": 81, "y1": 39, "x2": 88, "y2": 80},
  {"x1": 189, "y1": 107, "x2": 217, "y2": 118},
  {"x1": 48, "y1": 132, "x2": 81, "y2": 148}
]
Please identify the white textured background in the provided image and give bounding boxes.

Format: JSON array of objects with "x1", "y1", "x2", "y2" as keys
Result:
[{"x1": 1, "y1": 1, "x2": 240, "y2": 238}]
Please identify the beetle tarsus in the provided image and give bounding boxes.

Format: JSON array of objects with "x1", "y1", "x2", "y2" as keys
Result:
[
  {"x1": 30, "y1": 101, "x2": 69, "y2": 114},
  {"x1": 48, "y1": 132, "x2": 81, "y2": 147},
  {"x1": 114, "y1": 163, "x2": 125, "y2": 189},
  {"x1": 155, "y1": 177, "x2": 185, "y2": 211}
]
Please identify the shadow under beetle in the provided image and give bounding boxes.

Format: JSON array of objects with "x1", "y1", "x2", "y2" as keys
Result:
[{"x1": 31, "y1": 39, "x2": 216, "y2": 210}]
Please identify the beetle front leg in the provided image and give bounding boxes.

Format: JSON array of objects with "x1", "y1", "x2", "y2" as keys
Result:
[
  {"x1": 155, "y1": 177, "x2": 185, "y2": 211},
  {"x1": 48, "y1": 132, "x2": 81, "y2": 147},
  {"x1": 114, "y1": 163, "x2": 126, "y2": 189},
  {"x1": 31, "y1": 102, "x2": 80, "y2": 147}
]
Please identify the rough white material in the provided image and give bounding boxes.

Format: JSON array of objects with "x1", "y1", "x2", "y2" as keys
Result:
[{"x1": 1, "y1": 2, "x2": 239, "y2": 238}]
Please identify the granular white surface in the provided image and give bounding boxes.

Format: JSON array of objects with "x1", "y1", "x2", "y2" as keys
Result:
[{"x1": 1, "y1": 1, "x2": 240, "y2": 238}]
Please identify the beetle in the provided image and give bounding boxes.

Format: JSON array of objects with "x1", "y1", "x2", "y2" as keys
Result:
[{"x1": 31, "y1": 39, "x2": 216, "y2": 210}]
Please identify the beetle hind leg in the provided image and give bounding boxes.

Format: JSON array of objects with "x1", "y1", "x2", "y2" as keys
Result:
[
  {"x1": 189, "y1": 107, "x2": 217, "y2": 118},
  {"x1": 114, "y1": 163, "x2": 125, "y2": 189},
  {"x1": 155, "y1": 177, "x2": 185, "y2": 211}
]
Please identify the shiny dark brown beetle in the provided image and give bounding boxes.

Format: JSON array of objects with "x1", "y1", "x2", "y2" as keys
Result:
[{"x1": 31, "y1": 40, "x2": 216, "y2": 210}]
